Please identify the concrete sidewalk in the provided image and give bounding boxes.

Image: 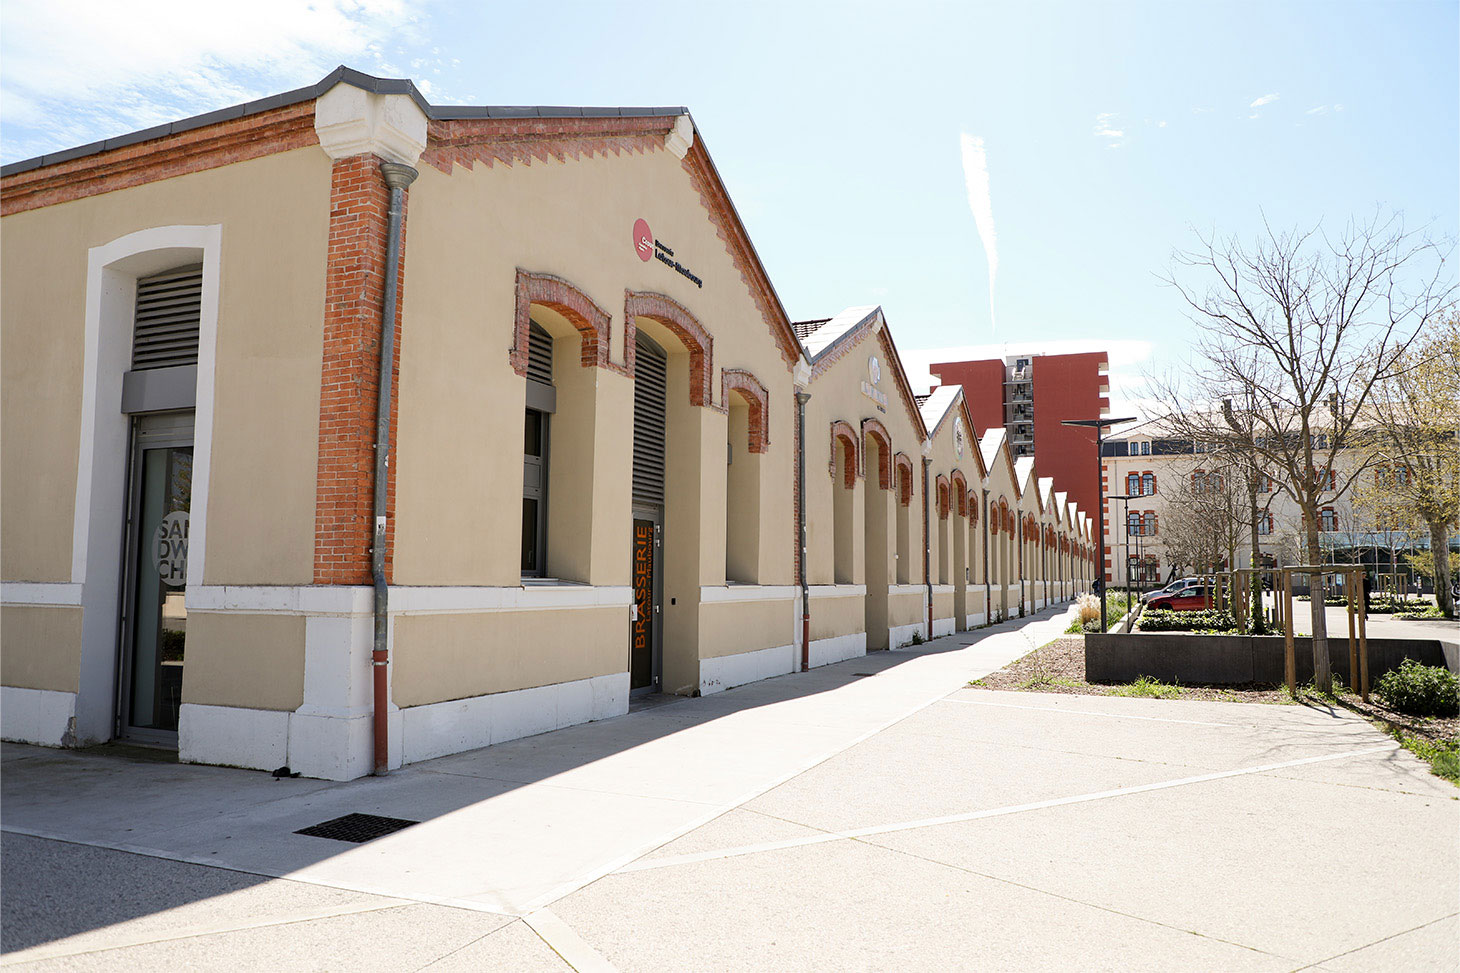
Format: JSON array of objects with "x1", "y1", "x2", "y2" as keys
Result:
[
  {"x1": 2, "y1": 606, "x2": 1072, "y2": 917},
  {"x1": 7, "y1": 602, "x2": 1457, "y2": 971}
]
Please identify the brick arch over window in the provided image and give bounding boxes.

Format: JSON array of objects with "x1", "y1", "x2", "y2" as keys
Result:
[
  {"x1": 968, "y1": 492, "x2": 979, "y2": 525},
  {"x1": 997, "y1": 498, "x2": 1010, "y2": 534},
  {"x1": 950, "y1": 470, "x2": 968, "y2": 517},
  {"x1": 721, "y1": 368, "x2": 770, "y2": 453},
  {"x1": 624, "y1": 289, "x2": 713, "y2": 407},
  {"x1": 512, "y1": 270, "x2": 611, "y2": 375},
  {"x1": 861, "y1": 418, "x2": 893, "y2": 490},
  {"x1": 830, "y1": 420, "x2": 860, "y2": 488},
  {"x1": 893, "y1": 452, "x2": 914, "y2": 507},
  {"x1": 935, "y1": 474, "x2": 950, "y2": 519}
]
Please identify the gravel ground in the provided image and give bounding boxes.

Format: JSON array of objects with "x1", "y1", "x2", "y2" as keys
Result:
[{"x1": 972, "y1": 635, "x2": 1459, "y2": 752}]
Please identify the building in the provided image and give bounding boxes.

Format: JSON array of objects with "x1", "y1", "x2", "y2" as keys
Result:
[
  {"x1": 1, "y1": 67, "x2": 1095, "y2": 780},
  {"x1": 930, "y1": 352, "x2": 1110, "y2": 516},
  {"x1": 1099, "y1": 420, "x2": 1455, "y2": 590}
]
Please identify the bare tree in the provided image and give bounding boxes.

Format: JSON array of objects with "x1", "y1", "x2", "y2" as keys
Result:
[{"x1": 1153, "y1": 212, "x2": 1454, "y2": 692}]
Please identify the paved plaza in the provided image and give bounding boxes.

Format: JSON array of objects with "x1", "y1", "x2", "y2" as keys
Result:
[{"x1": 3, "y1": 606, "x2": 1456, "y2": 972}]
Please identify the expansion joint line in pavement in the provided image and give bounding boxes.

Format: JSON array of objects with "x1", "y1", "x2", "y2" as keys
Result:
[
  {"x1": 1291, "y1": 912, "x2": 1460, "y2": 972},
  {"x1": 523, "y1": 908, "x2": 619, "y2": 972},
  {"x1": 617, "y1": 743, "x2": 1401, "y2": 875}
]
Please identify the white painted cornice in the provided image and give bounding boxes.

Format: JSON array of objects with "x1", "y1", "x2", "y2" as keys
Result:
[
  {"x1": 314, "y1": 83, "x2": 429, "y2": 167},
  {"x1": 664, "y1": 114, "x2": 694, "y2": 159}
]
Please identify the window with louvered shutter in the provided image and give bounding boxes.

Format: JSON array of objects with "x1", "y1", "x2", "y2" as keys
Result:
[
  {"x1": 527, "y1": 322, "x2": 553, "y2": 385},
  {"x1": 632, "y1": 335, "x2": 668, "y2": 507},
  {"x1": 132, "y1": 266, "x2": 203, "y2": 370}
]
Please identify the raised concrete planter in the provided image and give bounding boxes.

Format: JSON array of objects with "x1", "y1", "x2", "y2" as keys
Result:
[{"x1": 1086, "y1": 632, "x2": 1451, "y2": 685}]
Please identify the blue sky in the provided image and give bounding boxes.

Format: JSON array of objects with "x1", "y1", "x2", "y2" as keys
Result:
[{"x1": 3, "y1": 0, "x2": 1455, "y2": 413}]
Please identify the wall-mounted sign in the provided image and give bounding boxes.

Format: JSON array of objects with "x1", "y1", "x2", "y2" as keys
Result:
[
  {"x1": 861, "y1": 355, "x2": 887, "y2": 412},
  {"x1": 633, "y1": 218, "x2": 703, "y2": 288},
  {"x1": 955, "y1": 424, "x2": 965, "y2": 459},
  {"x1": 633, "y1": 219, "x2": 654, "y2": 262}
]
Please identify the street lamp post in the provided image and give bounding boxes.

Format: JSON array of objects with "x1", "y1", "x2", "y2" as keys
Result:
[
  {"x1": 1112, "y1": 493, "x2": 1138, "y2": 611},
  {"x1": 1064, "y1": 416, "x2": 1138, "y2": 632}
]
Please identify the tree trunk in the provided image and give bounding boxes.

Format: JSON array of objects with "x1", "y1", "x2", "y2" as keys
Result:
[
  {"x1": 1304, "y1": 516, "x2": 1332, "y2": 693},
  {"x1": 1431, "y1": 520, "x2": 1454, "y2": 618},
  {"x1": 1249, "y1": 480, "x2": 1263, "y2": 633}
]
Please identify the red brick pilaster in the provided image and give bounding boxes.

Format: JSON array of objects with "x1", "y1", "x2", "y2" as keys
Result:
[{"x1": 314, "y1": 154, "x2": 408, "y2": 585}]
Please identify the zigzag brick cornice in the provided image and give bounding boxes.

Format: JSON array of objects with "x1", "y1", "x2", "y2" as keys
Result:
[
  {"x1": 681, "y1": 141, "x2": 801, "y2": 369},
  {"x1": 0, "y1": 103, "x2": 319, "y2": 216},
  {"x1": 810, "y1": 324, "x2": 926, "y2": 440},
  {"x1": 419, "y1": 116, "x2": 672, "y2": 174}
]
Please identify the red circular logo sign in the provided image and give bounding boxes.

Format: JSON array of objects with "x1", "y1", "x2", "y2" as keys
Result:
[{"x1": 633, "y1": 218, "x2": 653, "y2": 262}]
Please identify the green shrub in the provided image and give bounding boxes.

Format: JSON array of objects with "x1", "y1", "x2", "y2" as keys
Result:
[
  {"x1": 1393, "y1": 607, "x2": 1446, "y2": 620},
  {"x1": 1366, "y1": 597, "x2": 1429, "y2": 615},
  {"x1": 1374, "y1": 660, "x2": 1460, "y2": 717},
  {"x1": 1136, "y1": 608, "x2": 1237, "y2": 633}
]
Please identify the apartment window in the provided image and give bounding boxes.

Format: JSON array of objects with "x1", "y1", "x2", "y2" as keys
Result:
[
  {"x1": 1143, "y1": 511, "x2": 1158, "y2": 536},
  {"x1": 1257, "y1": 473, "x2": 1273, "y2": 493},
  {"x1": 1127, "y1": 510, "x2": 1141, "y2": 536},
  {"x1": 1127, "y1": 442, "x2": 1139, "y2": 456},
  {"x1": 1126, "y1": 473, "x2": 1140, "y2": 495},
  {"x1": 1257, "y1": 512, "x2": 1273, "y2": 535},
  {"x1": 1141, "y1": 472, "x2": 1156, "y2": 496},
  {"x1": 1140, "y1": 441, "x2": 1151, "y2": 456},
  {"x1": 1319, "y1": 507, "x2": 1338, "y2": 532}
]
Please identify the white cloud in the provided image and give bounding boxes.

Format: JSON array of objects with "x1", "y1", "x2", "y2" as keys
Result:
[
  {"x1": 1093, "y1": 112, "x2": 1124, "y2": 148},
  {"x1": 1306, "y1": 105, "x2": 1328, "y2": 115},
  {"x1": 1, "y1": 0, "x2": 431, "y2": 160},
  {"x1": 1157, "y1": 120, "x2": 1167, "y2": 128},
  {"x1": 1249, "y1": 92, "x2": 1280, "y2": 108},
  {"x1": 903, "y1": 338, "x2": 1158, "y2": 420},
  {"x1": 959, "y1": 133, "x2": 1000, "y2": 332}
]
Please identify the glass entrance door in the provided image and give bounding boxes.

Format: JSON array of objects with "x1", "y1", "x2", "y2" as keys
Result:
[{"x1": 121, "y1": 413, "x2": 194, "y2": 742}]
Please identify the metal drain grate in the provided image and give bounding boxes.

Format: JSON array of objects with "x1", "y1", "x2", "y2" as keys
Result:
[{"x1": 295, "y1": 812, "x2": 419, "y2": 844}]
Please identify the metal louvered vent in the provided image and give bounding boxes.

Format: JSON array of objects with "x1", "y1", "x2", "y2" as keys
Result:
[
  {"x1": 132, "y1": 266, "x2": 203, "y2": 370},
  {"x1": 632, "y1": 335, "x2": 668, "y2": 507},
  {"x1": 527, "y1": 322, "x2": 553, "y2": 385}
]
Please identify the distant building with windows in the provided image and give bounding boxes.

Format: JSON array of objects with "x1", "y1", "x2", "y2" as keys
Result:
[
  {"x1": 929, "y1": 351, "x2": 1110, "y2": 517},
  {"x1": 1099, "y1": 419, "x2": 1456, "y2": 589}
]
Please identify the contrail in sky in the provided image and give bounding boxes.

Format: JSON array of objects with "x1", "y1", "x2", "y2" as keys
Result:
[{"x1": 959, "y1": 133, "x2": 998, "y2": 331}]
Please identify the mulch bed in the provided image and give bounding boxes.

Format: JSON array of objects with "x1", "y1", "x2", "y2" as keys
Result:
[{"x1": 971, "y1": 635, "x2": 1459, "y2": 751}]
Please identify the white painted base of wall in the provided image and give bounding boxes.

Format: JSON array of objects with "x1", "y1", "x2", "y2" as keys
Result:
[
  {"x1": 700, "y1": 644, "x2": 796, "y2": 695},
  {"x1": 963, "y1": 612, "x2": 987, "y2": 629},
  {"x1": 889, "y1": 622, "x2": 923, "y2": 649},
  {"x1": 1, "y1": 687, "x2": 77, "y2": 746},
  {"x1": 179, "y1": 672, "x2": 630, "y2": 779},
  {"x1": 179, "y1": 703, "x2": 290, "y2": 772},
  {"x1": 401, "y1": 672, "x2": 629, "y2": 766},
  {"x1": 932, "y1": 617, "x2": 956, "y2": 637},
  {"x1": 808, "y1": 632, "x2": 866, "y2": 668}
]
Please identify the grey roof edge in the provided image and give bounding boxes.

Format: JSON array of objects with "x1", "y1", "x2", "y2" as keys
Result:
[
  {"x1": 804, "y1": 308, "x2": 882, "y2": 365},
  {"x1": 1, "y1": 65, "x2": 688, "y2": 178}
]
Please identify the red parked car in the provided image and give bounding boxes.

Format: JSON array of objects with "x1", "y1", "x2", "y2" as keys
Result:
[{"x1": 1145, "y1": 586, "x2": 1213, "y2": 611}]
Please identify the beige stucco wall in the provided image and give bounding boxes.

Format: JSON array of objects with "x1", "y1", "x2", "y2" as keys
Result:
[
  {"x1": 394, "y1": 142, "x2": 797, "y2": 595},
  {"x1": 803, "y1": 326, "x2": 928, "y2": 591},
  {"x1": 888, "y1": 588, "x2": 923, "y2": 628},
  {"x1": 181, "y1": 613, "x2": 305, "y2": 711},
  {"x1": 0, "y1": 147, "x2": 329, "y2": 587},
  {"x1": 699, "y1": 596, "x2": 793, "y2": 659},
  {"x1": 0, "y1": 606, "x2": 83, "y2": 692},
  {"x1": 808, "y1": 590, "x2": 865, "y2": 641},
  {"x1": 392, "y1": 607, "x2": 625, "y2": 707}
]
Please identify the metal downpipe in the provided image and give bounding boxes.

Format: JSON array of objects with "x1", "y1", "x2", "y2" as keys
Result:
[
  {"x1": 922, "y1": 457, "x2": 932, "y2": 640},
  {"x1": 796, "y1": 391, "x2": 811, "y2": 671},
  {"x1": 372, "y1": 160, "x2": 417, "y2": 777},
  {"x1": 981, "y1": 488, "x2": 990, "y2": 625}
]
